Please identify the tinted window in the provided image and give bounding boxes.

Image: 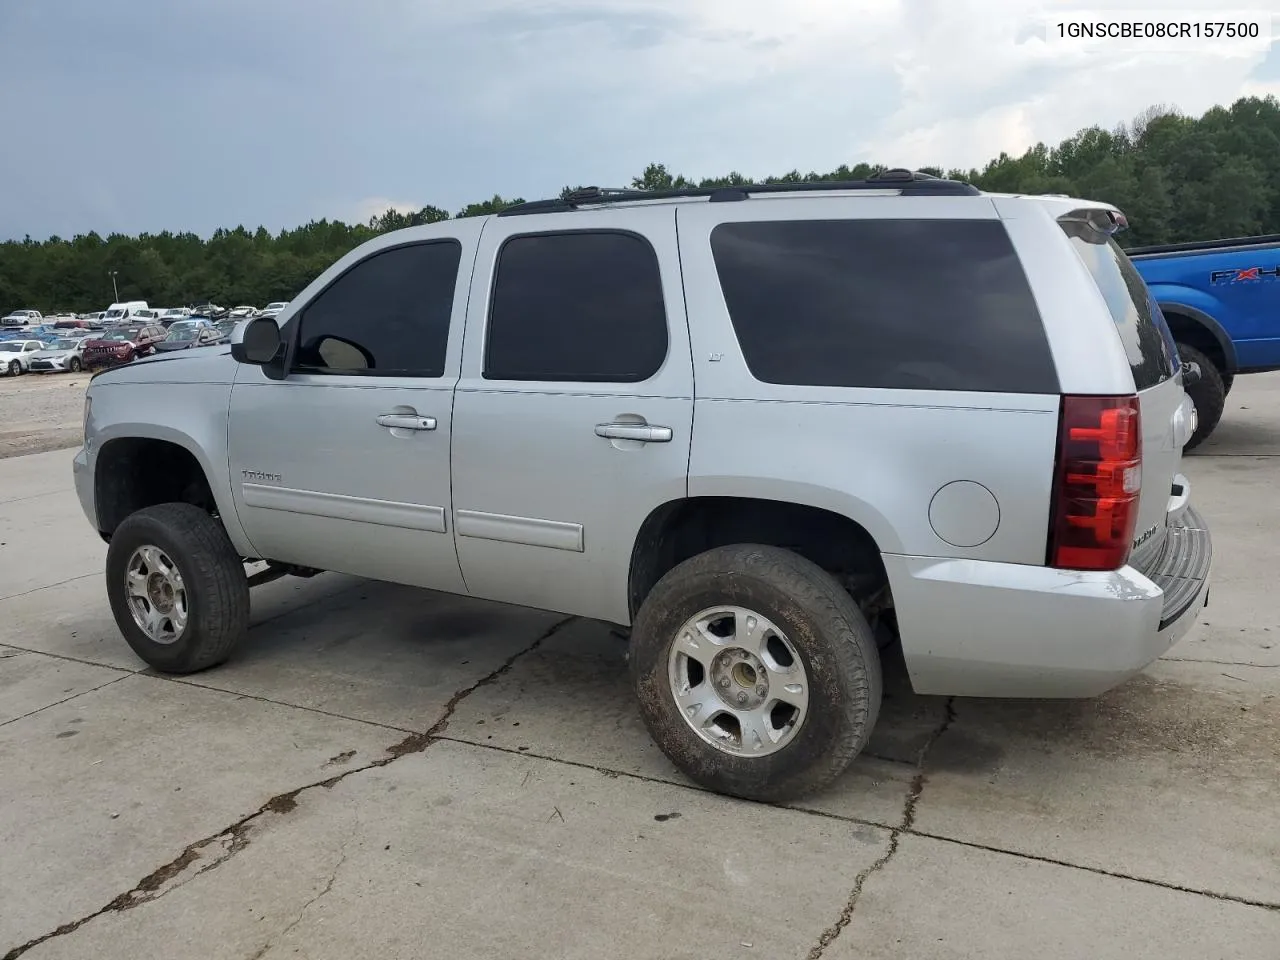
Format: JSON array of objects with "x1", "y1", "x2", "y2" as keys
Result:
[
  {"x1": 710, "y1": 219, "x2": 1059, "y2": 393},
  {"x1": 484, "y1": 231, "x2": 668, "y2": 382},
  {"x1": 1059, "y1": 220, "x2": 1177, "y2": 390},
  {"x1": 293, "y1": 240, "x2": 462, "y2": 377}
]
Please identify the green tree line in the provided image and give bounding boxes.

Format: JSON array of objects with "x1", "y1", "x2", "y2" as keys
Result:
[{"x1": 4, "y1": 95, "x2": 1280, "y2": 314}]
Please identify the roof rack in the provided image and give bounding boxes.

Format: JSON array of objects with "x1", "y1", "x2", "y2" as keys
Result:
[{"x1": 497, "y1": 169, "x2": 980, "y2": 216}]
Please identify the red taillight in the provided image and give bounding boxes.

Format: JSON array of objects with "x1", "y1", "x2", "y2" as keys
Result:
[{"x1": 1047, "y1": 395, "x2": 1142, "y2": 571}]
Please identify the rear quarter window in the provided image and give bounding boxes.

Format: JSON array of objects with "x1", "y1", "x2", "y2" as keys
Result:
[
  {"x1": 709, "y1": 219, "x2": 1059, "y2": 393},
  {"x1": 1058, "y1": 218, "x2": 1177, "y2": 391}
]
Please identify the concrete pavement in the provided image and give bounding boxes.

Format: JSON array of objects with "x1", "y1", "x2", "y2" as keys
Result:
[{"x1": 2, "y1": 375, "x2": 1278, "y2": 959}]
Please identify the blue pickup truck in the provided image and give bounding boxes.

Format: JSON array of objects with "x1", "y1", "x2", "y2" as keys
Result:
[{"x1": 1129, "y1": 234, "x2": 1280, "y2": 449}]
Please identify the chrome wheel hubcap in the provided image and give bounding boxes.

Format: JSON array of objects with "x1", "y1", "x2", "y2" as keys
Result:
[
  {"x1": 125, "y1": 545, "x2": 188, "y2": 644},
  {"x1": 667, "y1": 605, "x2": 809, "y2": 757}
]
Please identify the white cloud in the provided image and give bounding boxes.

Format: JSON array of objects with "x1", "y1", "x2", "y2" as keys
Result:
[
  {"x1": 347, "y1": 197, "x2": 428, "y2": 225},
  {"x1": 432, "y1": 0, "x2": 1280, "y2": 177}
]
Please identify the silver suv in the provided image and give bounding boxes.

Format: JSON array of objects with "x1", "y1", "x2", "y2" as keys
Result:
[{"x1": 73, "y1": 171, "x2": 1212, "y2": 801}]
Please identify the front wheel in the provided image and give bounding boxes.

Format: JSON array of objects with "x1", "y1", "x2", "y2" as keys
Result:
[
  {"x1": 630, "y1": 544, "x2": 882, "y2": 803},
  {"x1": 69, "y1": 357, "x2": 82, "y2": 373},
  {"x1": 7, "y1": 359, "x2": 21, "y2": 376},
  {"x1": 105, "y1": 503, "x2": 250, "y2": 673},
  {"x1": 1178, "y1": 344, "x2": 1225, "y2": 452}
]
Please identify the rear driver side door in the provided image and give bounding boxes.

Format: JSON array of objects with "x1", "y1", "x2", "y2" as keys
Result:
[{"x1": 226, "y1": 226, "x2": 476, "y2": 592}]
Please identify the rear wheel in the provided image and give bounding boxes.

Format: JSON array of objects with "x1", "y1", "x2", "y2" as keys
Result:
[
  {"x1": 105, "y1": 503, "x2": 249, "y2": 674},
  {"x1": 1178, "y1": 344, "x2": 1225, "y2": 452},
  {"x1": 630, "y1": 544, "x2": 882, "y2": 802}
]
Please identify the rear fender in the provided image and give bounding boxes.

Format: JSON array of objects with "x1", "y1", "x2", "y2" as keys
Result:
[{"x1": 1145, "y1": 286, "x2": 1237, "y2": 374}]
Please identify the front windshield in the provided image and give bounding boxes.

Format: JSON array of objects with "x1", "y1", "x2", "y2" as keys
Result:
[
  {"x1": 54, "y1": 339, "x2": 78, "y2": 350},
  {"x1": 0, "y1": 343, "x2": 21, "y2": 352},
  {"x1": 102, "y1": 331, "x2": 132, "y2": 341},
  {"x1": 104, "y1": 309, "x2": 125, "y2": 319},
  {"x1": 167, "y1": 328, "x2": 198, "y2": 342}
]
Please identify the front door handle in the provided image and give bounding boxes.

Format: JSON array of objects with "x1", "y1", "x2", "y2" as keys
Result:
[
  {"x1": 376, "y1": 414, "x2": 437, "y2": 431},
  {"x1": 595, "y1": 422, "x2": 673, "y2": 443}
]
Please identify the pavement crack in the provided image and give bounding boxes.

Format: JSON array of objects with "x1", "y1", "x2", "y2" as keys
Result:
[
  {"x1": 444, "y1": 720, "x2": 1280, "y2": 914},
  {"x1": 248, "y1": 839, "x2": 350, "y2": 960},
  {"x1": 1161, "y1": 656, "x2": 1280, "y2": 669},
  {"x1": 0, "y1": 673, "x2": 134, "y2": 729},
  {"x1": 0, "y1": 572, "x2": 98, "y2": 604},
  {"x1": 908, "y1": 829, "x2": 1280, "y2": 911},
  {"x1": 0, "y1": 617, "x2": 573, "y2": 960},
  {"x1": 806, "y1": 696, "x2": 956, "y2": 959}
]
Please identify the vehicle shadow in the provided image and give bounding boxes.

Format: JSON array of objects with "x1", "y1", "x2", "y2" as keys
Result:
[{"x1": 205, "y1": 576, "x2": 1276, "y2": 805}]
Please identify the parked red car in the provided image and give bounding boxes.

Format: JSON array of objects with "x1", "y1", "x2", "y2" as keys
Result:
[{"x1": 81, "y1": 324, "x2": 168, "y2": 370}]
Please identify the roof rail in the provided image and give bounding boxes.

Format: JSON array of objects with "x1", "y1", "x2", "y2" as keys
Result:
[{"x1": 497, "y1": 170, "x2": 979, "y2": 216}]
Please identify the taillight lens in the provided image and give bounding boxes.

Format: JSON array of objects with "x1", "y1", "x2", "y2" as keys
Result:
[{"x1": 1047, "y1": 395, "x2": 1142, "y2": 571}]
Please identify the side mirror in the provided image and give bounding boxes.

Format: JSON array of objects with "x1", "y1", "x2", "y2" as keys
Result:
[
  {"x1": 1181, "y1": 360, "x2": 1202, "y2": 387},
  {"x1": 232, "y1": 317, "x2": 282, "y2": 366}
]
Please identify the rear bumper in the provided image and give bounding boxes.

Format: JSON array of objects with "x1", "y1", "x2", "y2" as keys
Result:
[{"x1": 886, "y1": 506, "x2": 1213, "y2": 698}]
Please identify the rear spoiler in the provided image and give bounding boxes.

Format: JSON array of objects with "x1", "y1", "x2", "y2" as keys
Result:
[{"x1": 1057, "y1": 207, "x2": 1128, "y2": 235}]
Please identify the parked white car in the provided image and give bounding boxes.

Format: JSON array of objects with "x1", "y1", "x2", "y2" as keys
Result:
[
  {"x1": 259, "y1": 301, "x2": 290, "y2": 320},
  {"x1": 158, "y1": 308, "x2": 192, "y2": 325},
  {"x1": 0, "y1": 339, "x2": 45, "y2": 375},
  {"x1": 228, "y1": 306, "x2": 259, "y2": 319},
  {"x1": 27, "y1": 335, "x2": 94, "y2": 374},
  {"x1": 1, "y1": 310, "x2": 42, "y2": 327}
]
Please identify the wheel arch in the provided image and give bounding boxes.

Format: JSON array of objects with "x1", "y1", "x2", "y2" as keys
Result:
[
  {"x1": 92, "y1": 424, "x2": 253, "y2": 555},
  {"x1": 1155, "y1": 300, "x2": 1237, "y2": 375},
  {"x1": 627, "y1": 494, "x2": 892, "y2": 621}
]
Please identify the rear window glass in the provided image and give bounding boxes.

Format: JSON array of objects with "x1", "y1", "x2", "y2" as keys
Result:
[
  {"x1": 1059, "y1": 219, "x2": 1177, "y2": 390},
  {"x1": 709, "y1": 219, "x2": 1059, "y2": 393}
]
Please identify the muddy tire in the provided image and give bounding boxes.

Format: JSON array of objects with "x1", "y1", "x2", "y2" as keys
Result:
[
  {"x1": 1178, "y1": 344, "x2": 1225, "y2": 452},
  {"x1": 630, "y1": 544, "x2": 882, "y2": 803},
  {"x1": 105, "y1": 503, "x2": 249, "y2": 674}
]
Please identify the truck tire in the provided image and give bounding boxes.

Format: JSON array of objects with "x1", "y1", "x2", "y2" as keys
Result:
[
  {"x1": 630, "y1": 544, "x2": 882, "y2": 802},
  {"x1": 1178, "y1": 344, "x2": 1225, "y2": 452},
  {"x1": 1222, "y1": 373, "x2": 1234, "y2": 397},
  {"x1": 105, "y1": 503, "x2": 249, "y2": 674}
]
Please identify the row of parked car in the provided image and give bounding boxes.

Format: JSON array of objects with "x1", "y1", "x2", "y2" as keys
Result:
[
  {"x1": 2, "y1": 301, "x2": 291, "y2": 329},
  {"x1": 0, "y1": 315, "x2": 246, "y2": 376}
]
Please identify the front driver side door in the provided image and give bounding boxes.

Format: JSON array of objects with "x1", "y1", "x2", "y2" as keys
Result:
[{"x1": 226, "y1": 226, "x2": 477, "y2": 592}]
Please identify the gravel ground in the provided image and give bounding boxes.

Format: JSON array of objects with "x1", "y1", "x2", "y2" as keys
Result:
[{"x1": 0, "y1": 370, "x2": 90, "y2": 458}]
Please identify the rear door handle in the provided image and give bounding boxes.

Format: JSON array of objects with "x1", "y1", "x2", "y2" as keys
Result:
[
  {"x1": 377, "y1": 414, "x2": 437, "y2": 431},
  {"x1": 595, "y1": 422, "x2": 673, "y2": 443}
]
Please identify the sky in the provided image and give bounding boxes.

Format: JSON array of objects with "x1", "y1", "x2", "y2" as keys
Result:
[{"x1": 2, "y1": 0, "x2": 1279, "y2": 240}]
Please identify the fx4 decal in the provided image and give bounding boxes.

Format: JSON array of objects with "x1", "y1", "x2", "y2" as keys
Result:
[{"x1": 1210, "y1": 266, "x2": 1280, "y2": 284}]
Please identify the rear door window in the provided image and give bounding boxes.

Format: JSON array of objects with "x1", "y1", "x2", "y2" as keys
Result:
[
  {"x1": 484, "y1": 230, "x2": 669, "y2": 382},
  {"x1": 709, "y1": 219, "x2": 1059, "y2": 393},
  {"x1": 1058, "y1": 218, "x2": 1178, "y2": 390}
]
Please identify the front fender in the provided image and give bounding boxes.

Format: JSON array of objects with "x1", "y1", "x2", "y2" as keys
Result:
[{"x1": 86, "y1": 382, "x2": 254, "y2": 556}]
